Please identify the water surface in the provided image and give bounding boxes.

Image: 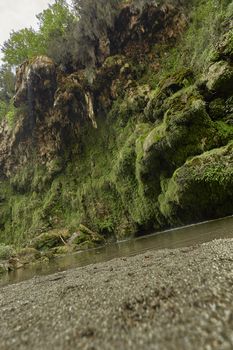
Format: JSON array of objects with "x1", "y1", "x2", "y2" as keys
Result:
[{"x1": 1, "y1": 215, "x2": 233, "y2": 287}]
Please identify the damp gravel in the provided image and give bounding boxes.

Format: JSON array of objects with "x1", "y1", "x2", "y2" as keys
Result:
[{"x1": 0, "y1": 238, "x2": 233, "y2": 350}]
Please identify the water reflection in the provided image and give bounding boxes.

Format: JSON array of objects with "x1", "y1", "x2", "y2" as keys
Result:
[{"x1": 1, "y1": 215, "x2": 233, "y2": 287}]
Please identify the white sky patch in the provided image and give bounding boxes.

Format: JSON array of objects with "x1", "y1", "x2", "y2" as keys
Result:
[{"x1": 0, "y1": 0, "x2": 56, "y2": 62}]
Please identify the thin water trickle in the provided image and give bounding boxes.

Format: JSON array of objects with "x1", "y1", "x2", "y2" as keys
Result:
[{"x1": 1, "y1": 215, "x2": 233, "y2": 287}]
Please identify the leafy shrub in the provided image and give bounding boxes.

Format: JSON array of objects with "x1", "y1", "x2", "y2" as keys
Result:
[{"x1": 0, "y1": 245, "x2": 16, "y2": 260}]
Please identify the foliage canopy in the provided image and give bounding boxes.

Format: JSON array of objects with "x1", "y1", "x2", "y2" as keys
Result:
[{"x1": 1, "y1": 0, "x2": 73, "y2": 67}]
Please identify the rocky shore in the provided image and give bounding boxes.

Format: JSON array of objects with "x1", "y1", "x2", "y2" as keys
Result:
[{"x1": 0, "y1": 238, "x2": 233, "y2": 350}]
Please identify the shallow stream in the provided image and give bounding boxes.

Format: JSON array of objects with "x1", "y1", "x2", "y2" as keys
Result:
[{"x1": 1, "y1": 215, "x2": 233, "y2": 287}]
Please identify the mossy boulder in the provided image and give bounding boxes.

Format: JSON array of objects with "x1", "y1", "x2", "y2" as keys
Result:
[
  {"x1": 207, "y1": 96, "x2": 233, "y2": 125},
  {"x1": 145, "y1": 70, "x2": 194, "y2": 122},
  {"x1": 159, "y1": 142, "x2": 233, "y2": 225},
  {"x1": 217, "y1": 29, "x2": 233, "y2": 60},
  {"x1": 138, "y1": 91, "x2": 217, "y2": 188},
  {"x1": 224, "y1": 96, "x2": 233, "y2": 124},
  {"x1": 68, "y1": 224, "x2": 105, "y2": 249},
  {"x1": 206, "y1": 61, "x2": 233, "y2": 96},
  {"x1": 30, "y1": 229, "x2": 70, "y2": 252},
  {"x1": 69, "y1": 232, "x2": 88, "y2": 246},
  {"x1": 17, "y1": 247, "x2": 41, "y2": 264},
  {"x1": 208, "y1": 98, "x2": 226, "y2": 120},
  {"x1": 49, "y1": 245, "x2": 73, "y2": 256},
  {"x1": 110, "y1": 84, "x2": 151, "y2": 125}
]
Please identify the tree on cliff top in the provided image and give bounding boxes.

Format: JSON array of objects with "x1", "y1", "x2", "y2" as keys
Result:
[
  {"x1": 1, "y1": 0, "x2": 73, "y2": 68},
  {"x1": 1, "y1": 28, "x2": 42, "y2": 67}
]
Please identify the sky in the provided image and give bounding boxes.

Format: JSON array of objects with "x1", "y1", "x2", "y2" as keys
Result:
[{"x1": 0, "y1": 0, "x2": 56, "y2": 62}]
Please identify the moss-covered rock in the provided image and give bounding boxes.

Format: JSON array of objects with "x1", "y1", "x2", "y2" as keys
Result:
[
  {"x1": 49, "y1": 245, "x2": 73, "y2": 256},
  {"x1": 145, "y1": 69, "x2": 194, "y2": 122},
  {"x1": 68, "y1": 224, "x2": 105, "y2": 249},
  {"x1": 138, "y1": 89, "x2": 219, "y2": 186},
  {"x1": 17, "y1": 247, "x2": 41, "y2": 264},
  {"x1": 159, "y1": 142, "x2": 233, "y2": 225},
  {"x1": 29, "y1": 229, "x2": 70, "y2": 252},
  {"x1": 208, "y1": 98, "x2": 226, "y2": 120},
  {"x1": 206, "y1": 61, "x2": 233, "y2": 96},
  {"x1": 217, "y1": 29, "x2": 233, "y2": 60}
]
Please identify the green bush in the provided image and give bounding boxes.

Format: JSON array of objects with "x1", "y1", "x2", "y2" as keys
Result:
[{"x1": 0, "y1": 245, "x2": 16, "y2": 260}]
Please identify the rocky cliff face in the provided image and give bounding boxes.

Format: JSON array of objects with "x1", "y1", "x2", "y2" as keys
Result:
[{"x1": 0, "y1": 0, "x2": 233, "y2": 249}]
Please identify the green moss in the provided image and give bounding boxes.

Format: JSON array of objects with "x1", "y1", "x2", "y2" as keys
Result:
[
  {"x1": 1, "y1": 0, "x2": 233, "y2": 249},
  {"x1": 50, "y1": 245, "x2": 73, "y2": 256},
  {"x1": 17, "y1": 247, "x2": 41, "y2": 264},
  {"x1": 0, "y1": 101, "x2": 8, "y2": 122},
  {"x1": 220, "y1": 29, "x2": 233, "y2": 59},
  {"x1": 109, "y1": 84, "x2": 150, "y2": 126},
  {"x1": 0, "y1": 99, "x2": 17, "y2": 127},
  {"x1": 206, "y1": 61, "x2": 233, "y2": 96},
  {"x1": 0, "y1": 244, "x2": 16, "y2": 260},
  {"x1": 159, "y1": 142, "x2": 233, "y2": 225},
  {"x1": 214, "y1": 121, "x2": 233, "y2": 144},
  {"x1": 30, "y1": 229, "x2": 69, "y2": 251},
  {"x1": 143, "y1": 0, "x2": 232, "y2": 88},
  {"x1": 138, "y1": 88, "x2": 219, "y2": 181},
  {"x1": 145, "y1": 70, "x2": 195, "y2": 122},
  {"x1": 2, "y1": 76, "x2": 233, "y2": 245},
  {"x1": 2, "y1": 82, "x2": 233, "y2": 247},
  {"x1": 6, "y1": 100, "x2": 16, "y2": 128},
  {"x1": 71, "y1": 232, "x2": 88, "y2": 245},
  {"x1": 0, "y1": 180, "x2": 13, "y2": 242},
  {"x1": 112, "y1": 123, "x2": 156, "y2": 230},
  {"x1": 208, "y1": 98, "x2": 226, "y2": 120}
]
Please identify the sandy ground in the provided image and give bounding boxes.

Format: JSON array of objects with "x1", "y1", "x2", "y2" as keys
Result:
[{"x1": 0, "y1": 238, "x2": 233, "y2": 350}]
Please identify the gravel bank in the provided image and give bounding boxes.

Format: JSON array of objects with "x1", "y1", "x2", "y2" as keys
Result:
[{"x1": 0, "y1": 238, "x2": 233, "y2": 350}]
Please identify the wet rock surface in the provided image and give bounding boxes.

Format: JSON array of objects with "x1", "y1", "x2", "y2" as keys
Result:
[
  {"x1": 14, "y1": 56, "x2": 57, "y2": 110},
  {"x1": 0, "y1": 238, "x2": 233, "y2": 350}
]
